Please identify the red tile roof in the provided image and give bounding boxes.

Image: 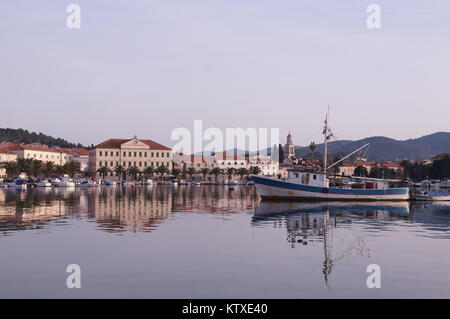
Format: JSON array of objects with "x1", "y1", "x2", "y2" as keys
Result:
[
  {"x1": 94, "y1": 138, "x2": 171, "y2": 150},
  {"x1": 7, "y1": 145, "x2": 65, "y2": 154},
  {"x1": 0, "y1": 149, "x2": 16, "y2": 155}
]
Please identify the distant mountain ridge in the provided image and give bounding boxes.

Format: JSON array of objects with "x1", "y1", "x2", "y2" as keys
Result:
[
  {"x1": 0, "y1": 128, "x2": 85, "y2": 149},
  {"x1": 295, "y1": 132, "x2": 450, "y2": 161}
]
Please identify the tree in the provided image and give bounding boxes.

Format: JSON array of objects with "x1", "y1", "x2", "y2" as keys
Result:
[
  {"x1": 97, "y1": 166, "x2": 110, "y2": 179},
  {"x1": 30, "y1": 159, "x2": 43, "y2": 177},
  {"x1": 171, "y1": 168, "x2": 181, "y2": 180},
  {"x1": 126, "y1": 166, "x2": 140, "y2": 180},
  {"x1": 43, "y1": 161, "x2": 55, "y2": 177},
  {"x1": 186, "y1": 167, "x2": 197, "y2": 181},
  {"x1": 210, "y1": 167, "x2": 222, "y2": 182},
  {"x1": 16, "y1": 158, "x2": 32, "y2": 176},
  {"x1": 354, "y1": 165, "x2": 368, "y2": 177},
  {"x1": 309, "y1": 142, "x2": 316, "y2": 160},
  {"x1": 278, "y1": 144, "x2": 285, "y2": 164},
  {"x1": 329, "y1": 157, "x2": 343, "y2": 177},
  {"x1": 249, "y1": 166, "x2": 261, "y2": 175},
  {"x1": 2, "y1": 161, "x2": 18, "y2": 178},
  {"x1": 55, "y1": 164, "x2": 65, "y2": 175},
  {"x1": 115, "y1": 165, "x2": 126, "y2": 180},
  {"x1": 236, "y1": 167, "x2": 249, "y2": 180},
  {"x1": 225, "y1": 167, "x2": 235, "y2": 181},
  {"x1": 156, "y1": 164, "x2": 169, "y2": 180},
  {"x1": 64, "y1": 160, "x2": 81, "y2": 178},
  {"x1": 200, "y1": 168, "x2": 210, "y2": 181}
]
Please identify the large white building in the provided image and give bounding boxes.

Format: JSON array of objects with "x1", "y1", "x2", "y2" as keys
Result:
[
  {"x1": 6, "y1": 145, "x2": 69, "y2": 165},
  {"x1": 88, "y1": 137, "x2": 172, "y2": 179}
]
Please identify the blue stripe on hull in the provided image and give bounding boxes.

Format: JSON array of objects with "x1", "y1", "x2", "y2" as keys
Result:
[{"x1": 252, "y1": 175, "x2": 409, "y2": 196}]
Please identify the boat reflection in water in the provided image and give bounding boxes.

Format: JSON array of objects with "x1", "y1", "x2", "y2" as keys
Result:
[{"x1": 252, "y1": 201, "x2": 411, "y2": 286}]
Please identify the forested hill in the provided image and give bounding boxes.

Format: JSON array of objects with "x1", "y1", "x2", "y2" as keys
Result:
[
  {"x1": 0, "y1": 128, "x2": 85, "y2": 148},
  {"x1": 295, "y1": 132, "x2": 450, "y2": 161}
]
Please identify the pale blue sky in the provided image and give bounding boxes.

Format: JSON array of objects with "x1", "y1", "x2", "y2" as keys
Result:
[{"x1": 1, "y1": 0, "x2": 449, "y2": 147}]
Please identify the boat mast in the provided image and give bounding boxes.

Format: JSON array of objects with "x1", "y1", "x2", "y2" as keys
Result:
[{"x1": 323, "y1": 107, "x2": 331, "y2": 173}]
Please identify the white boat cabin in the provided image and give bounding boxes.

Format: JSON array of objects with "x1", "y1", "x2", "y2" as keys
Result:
[{"x1": 287, "y1": 170, "x2": 329, "y2": 188}]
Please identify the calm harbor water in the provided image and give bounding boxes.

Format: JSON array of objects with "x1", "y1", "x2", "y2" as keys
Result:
[{"x1": 0, "y1": 186, "x2": 449, "y2": 298}]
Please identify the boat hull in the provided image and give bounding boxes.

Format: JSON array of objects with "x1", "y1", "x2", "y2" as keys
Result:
[{"x1": 252, "y1": 175, "x2": 410, "y2": 201}]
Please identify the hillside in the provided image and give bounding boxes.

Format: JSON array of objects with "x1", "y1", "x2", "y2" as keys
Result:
[
  {"x1": 295, "y1": 132, "x2": 450, "y2": 161},
  {"x1": 0, "y1": 128, "x2": 85, "y2": 149}
]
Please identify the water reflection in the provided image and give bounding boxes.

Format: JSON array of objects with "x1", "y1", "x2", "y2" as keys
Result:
[
  {"x1": 0, "y1": 186, "x2": 259, "y2": 234},
  {"x1": 252, "y1": 201, "x2": 450, "y2": 287}
]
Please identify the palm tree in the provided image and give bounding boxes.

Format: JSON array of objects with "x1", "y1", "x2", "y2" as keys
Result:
[
  {"x1": 249, "y1": 166, "x2": 261, "y2": 176},
  {"x1": 236, "y1": 167, "x2": 248, "y2": 181},
  {"x1": 142, "y1": 166, "x2": 154, "y2": 180},
  {"x1": 30, "y1": 159, "x2": 43, "y2": 177},
  {"x1": 55, "y1": 164, "x2": 65, "y2": 175},
  {"x1": 3, "y1": 161, "x2": 18, "y2": 178},
  {"x1": 156, "y1": 164, "x2": 169, "y2": 181},
  {"x1": 115, "y1": 165, "x2": 126, "y2": 180},
  {"x1": 225, "y1": 167, "x2": 235, "y2": 182},
  {"x1": 210, "y1": 167, "x2": 222, "y2": 182},
  {"x1": 97, "y1": 166, "x2": 110, "y2": 179},
  {"x1": 171, "y1": 168, "x2": 181, "y2": 180},
  {"x1": 200, "y1": 168, "x2": 210, "y2": 181},
  {"x1": 43, "y1": 161, "x2": 55, "y2": 177},
  {"x1": 64, "y1": 160, "x2": 81, "y2": 178},
  {"x1": 186, "y1": 167, "x2": 197, "y2": 181},
  {"x1": 309, "y1": 142, "x2": 316, "y2": 160},
  {"x1": 126, "y1": 166, "x2": 140, "y2": 181},
  {"x1": 16, "y1": 158, "x2": 32, "y2": 176}
]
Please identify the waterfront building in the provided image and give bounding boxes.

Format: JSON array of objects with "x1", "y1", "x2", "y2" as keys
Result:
[
  {"x1": 247, "y1": 155, "x2": 279, "y2": 176},
  {"x1": 339, "y1": 163, "x2": 357, "y2": 176},
  {"x1": 57, "y1": 148, "x2": 90, "y2": 172},
  {"x1": 172, "y1": 152, "x2": 279, "y2": 180},
  {"x1": 88, "y1": 136, "x2": 172, "y2": 179},
  {"x1": 5, "y1": 145, "x2": 70, "y2": 165}
]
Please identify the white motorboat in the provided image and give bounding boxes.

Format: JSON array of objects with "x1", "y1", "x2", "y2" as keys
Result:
[
  {"x1": 36, "y1": 179, "x2": 52, "y2": 187},
  {"x1": 55, "y1": 178, "x2": 76, "y2": 187},
  {"x1": 414, "y1": 191, "x2": 450, "y2": 201}
]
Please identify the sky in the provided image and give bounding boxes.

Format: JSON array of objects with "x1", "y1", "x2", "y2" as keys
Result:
[{"x1": 0, "y1": 0, "x2": 449, "y2": 148}]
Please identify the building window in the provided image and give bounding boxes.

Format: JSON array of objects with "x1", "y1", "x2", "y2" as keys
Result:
[
  {"x1": 99, "y1": 151, "x2": 102, "y2": 156},
  {"x1": 151, "y1": 152, "x2": 154, "y2": 157},
  {"x1": 156, "y1": 152, "x2": 159, "y2": 157},
  {"x1": 129, "y1": 152, "x2": 132, "y2": 157},
  {"x1": 161, "y1": 152, "x2": 164, "y2": 158},
  {"x1": 99, "y1": 161, "x2": 102, "y2": 167},
  {"x1": 139, "y1": 152, "x2": 142, "y2": 157},
  {"x1": 139, "y1": 162, "x2": 142, "y2": 167},
  {"x1": 129, "y1": 162, "x2": 132, "y2": 167},
  {"x1": 144, "y1": 162, "x2": 147, "y2": 167},
  {"x1": 145, "y1": 152, "x2": 147, "y2": 157},
  {"x1": 116, "y1": 152, "x2": 119, "y2": 157},
  {"x1": 123, "y1": 152, "x2": 126, "y2": 157},
  {"x1": 134, "y1": 152, "x2": 137, "y2": 157},
  {"x1": 313, "y1": 175, "x2": 317, "y2": 180},
  {"x1": 111, "y1": 161, "x2": 113, "y2": 166}
]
